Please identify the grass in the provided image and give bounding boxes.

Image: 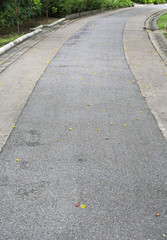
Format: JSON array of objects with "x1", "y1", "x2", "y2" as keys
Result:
[
  {"x1": 157, "y1": 12, "x2": 167, "y2": 29},
  {"x1": 0, "y1": 34, "x2": 24, "y2": 47}
]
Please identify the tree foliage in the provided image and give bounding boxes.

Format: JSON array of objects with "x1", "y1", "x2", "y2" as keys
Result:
[
  {"x1": 7, "y1": 0, "x2": 167, "y2": 32},
  {"x1": 0, "y1": 0, "x2": 38, "y2": 31}
]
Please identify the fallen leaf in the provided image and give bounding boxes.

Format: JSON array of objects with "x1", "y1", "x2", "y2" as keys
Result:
[
  {"x1": 75, "y1": 203, "x2": 80, "y2": 207},
  {"x1": 81, "y1": 205, "x2": 86, "y2": 208}
]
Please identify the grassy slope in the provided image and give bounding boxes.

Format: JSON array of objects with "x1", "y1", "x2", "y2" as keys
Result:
[{"x1": 157, "y1": 12, "x2": 167, "y2": 29}]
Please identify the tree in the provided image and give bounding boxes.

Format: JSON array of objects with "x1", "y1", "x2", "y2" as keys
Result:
[
  {"x1": 15, "y1": 0, "x2": 20, "y2": 34},
  {"x1": 33, "y1": 0, "x2": 57, "y2": 21},
  {"x1": 14, "y1": 0, "x2": 39, "y2": 34}
]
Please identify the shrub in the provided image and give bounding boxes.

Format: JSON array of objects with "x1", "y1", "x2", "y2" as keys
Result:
[{"x1": 132, "y1": 0, "x2": 165, "y2": 4}]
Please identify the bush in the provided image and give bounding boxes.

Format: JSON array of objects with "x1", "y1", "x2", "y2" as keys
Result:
[
  {"x1": 132, "y1": 0, "x2": 165, "y2": 4},
  {"x1": 55, "y1": 0, "x2": 134, "y2": 17},
  {"x1": 118, "y1": 0, "x2": 134, "y2": 7},
  {"x1": 0, "y1": 0, "x2": 135, "y2": 30}
]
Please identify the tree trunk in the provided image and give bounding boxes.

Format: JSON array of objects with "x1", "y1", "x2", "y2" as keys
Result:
[
  {"x1": 15, "y1": 0, "x2": 20, "y2": 35},
  {"x1": 46, "y1": 3, "x2": 49, "y2": 22}
]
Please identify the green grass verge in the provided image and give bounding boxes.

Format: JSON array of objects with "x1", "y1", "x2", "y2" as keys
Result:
[
  {"x1": 0, "y1": 34, "x2": 24, "y2": 47},
  {"x1": 157, "y1": 12, "x2": 167, "y2": 30}
]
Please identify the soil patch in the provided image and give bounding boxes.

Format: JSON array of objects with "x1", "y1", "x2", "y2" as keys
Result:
[{"x1": 0, "y1": 17, "x2": 58, "y2": 38}]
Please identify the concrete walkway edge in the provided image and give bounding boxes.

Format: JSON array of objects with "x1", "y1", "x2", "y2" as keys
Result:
[{"x1": 145, "y1": 9, "x2": 167, "y2": 65}]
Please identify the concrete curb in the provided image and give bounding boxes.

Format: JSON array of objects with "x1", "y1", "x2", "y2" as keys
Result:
[
  {"x1": 44, "y1": 18, "x2": 66, "y2": 27},
  {"x1": 145, "y1": 9, "x2": 167, "y2": 65},
  {"x1": 145, "y1": 8, "x2": 167, "y2": 30},
  {"x1": 0, "y1": 29, "x2": 42, "y2": 56}
]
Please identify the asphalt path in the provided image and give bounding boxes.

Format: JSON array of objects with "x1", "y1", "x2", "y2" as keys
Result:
[{"x1": 0, "y1": 7, "x2": 167, "y2": 240}]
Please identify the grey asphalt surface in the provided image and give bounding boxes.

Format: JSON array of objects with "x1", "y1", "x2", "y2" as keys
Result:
[{"x1": 0, "y1": 7, "x2": 167, "y2": 240}]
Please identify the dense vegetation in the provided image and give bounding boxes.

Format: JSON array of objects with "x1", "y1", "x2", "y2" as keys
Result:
[
  {"x1": 0, "y1": 0, "x2": 134, "y2": 32},
  {"x1": 157, "y1": 12, "x2": 167, "y2": 29},
  {"x1": 132, "y1": 0, "x2": 165, "y2": 4}
]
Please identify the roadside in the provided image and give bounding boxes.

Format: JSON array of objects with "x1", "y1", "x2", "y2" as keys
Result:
[{"x1": 124, "y1": 4, "x2": 167, "y2": 141}]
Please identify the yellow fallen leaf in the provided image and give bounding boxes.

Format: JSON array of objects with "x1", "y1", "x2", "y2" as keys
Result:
[
  {"x1": 69, "y1": 128, "x2": 72, "y2": 131},
  {"x1": 81, "y1": 205, "x2": 86, "y2": 208},
  {"x1": 12, "y1": 125, "x2": 16, "y2": 128},
  {"x1": 110, "y1": 122, "x2": 113, "y2": 125},
  {"x1": 124, "y1": 124, "x2": 127, "y2": 126},
  {"x1": 15, "y1": 159, "x2": 19, "y2": 162},
  {"x1": 86, "y1": 104, "x2": 90, "y2": 106}
]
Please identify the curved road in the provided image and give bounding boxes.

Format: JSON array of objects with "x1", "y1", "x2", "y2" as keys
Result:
[{"x1": 0, "y1": 6, "x2": 167, "y2": 240}]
